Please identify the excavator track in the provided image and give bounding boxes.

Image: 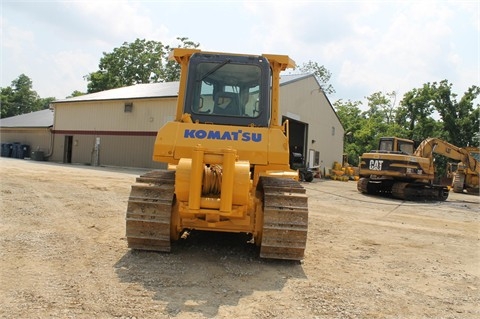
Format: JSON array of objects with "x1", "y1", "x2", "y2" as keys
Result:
[
  {"x1": 357, "y1": 177, "x2": 393, "y2": 195},
  {"x1": 357, "y1": 177, "x2": 370, "y2": 194},
  {"x1": 126, "y1": 170, "x2": 175, "y2": 252},
  {"x1": 391, "y1": 182, "x2": 449, "y2": 201},
  {"x1": 258, "y1": 177, "x2": 308, "y2": 261},
  {"x1": 358, "y1": 178, "x2": 448, "y2": 201}
]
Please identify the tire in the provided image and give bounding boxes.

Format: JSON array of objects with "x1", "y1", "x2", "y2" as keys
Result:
[
  {"x1": 299, "y1": 170, "x2": 305, "y2": 181},
  {"x1": 304, "y1": 171, "x2": 314, "y2": 182}
]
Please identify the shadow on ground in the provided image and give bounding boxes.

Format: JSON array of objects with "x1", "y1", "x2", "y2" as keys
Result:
[{"x1": 114, "y1": 231, "x2": 306, "y2": 317}]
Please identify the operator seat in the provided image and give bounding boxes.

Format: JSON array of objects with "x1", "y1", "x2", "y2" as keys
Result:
[{"x1": 213, "y1": 92, "x2": 241, "y2": 116}]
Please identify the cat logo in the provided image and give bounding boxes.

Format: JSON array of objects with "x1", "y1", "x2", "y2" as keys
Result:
[{"x1": 369, "y1": 160, "x2": 384, "y2": 170}]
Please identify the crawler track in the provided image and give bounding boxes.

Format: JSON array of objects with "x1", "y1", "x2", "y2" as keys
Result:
[
  {"x1": 358, "y1": 177, "x2": 449, "y2": 201},
  {"x1": 357, "y1": 177, "x2": 393, "y2": 195},
  {"x1": 258, "y1": 177, "x2": 308, "y2": 261},
  {"x1": 125, "y1": 170, "x2": 175, "y2": 252},
  {"x1": 391, "y1": 182, "x2": 449, "y2": 201}
]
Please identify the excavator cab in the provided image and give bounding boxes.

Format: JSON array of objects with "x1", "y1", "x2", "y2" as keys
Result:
[{"x1": 377, "y1": 137, "x2": 415, "y2": 155}]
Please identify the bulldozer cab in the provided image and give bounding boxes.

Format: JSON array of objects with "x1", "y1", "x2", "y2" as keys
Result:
[{"x1": 183, "y1": 52, "x2": 271, "y2": 127}]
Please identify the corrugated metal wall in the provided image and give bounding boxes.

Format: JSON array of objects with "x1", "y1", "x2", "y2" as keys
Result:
[
  {"x1": 0, "y1": 128, "x2": 52, "y2": 157},
  {"x1": 50, "y1": 134, "x2": 165, "y2": 168},
  {"x1": 280, "y1": 75, "x2": 344, "y2": 175},
  {"x1": 51, "y1": 97, "x2": 176, "y2": 169},
  {"x1": 54, "y1": 98, "x2": 176, "y2": 131}
]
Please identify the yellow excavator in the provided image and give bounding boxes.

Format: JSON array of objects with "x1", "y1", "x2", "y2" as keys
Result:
[
  {"x1": 446, "y1": 146, "x2": 479, "y2": 194},
  {"x1": 125, "y1": 48, "x2": 308, "y2": 260},
  {"x1": 357, "y1": 137, "x2": 480, "y2": 201}
]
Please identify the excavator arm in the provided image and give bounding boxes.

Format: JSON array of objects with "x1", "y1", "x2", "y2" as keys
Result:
[{"x1": 414, "y1": 138, "x2": 480, "y2": 174}]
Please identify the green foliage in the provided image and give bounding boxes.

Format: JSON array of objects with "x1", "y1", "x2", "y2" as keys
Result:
[
  {"x1": 333, "y1": 99, "x2": 365, "y2": 165},
  {"x1": 297, "y1": 61, "x2": 335, "y2": 94},
  {"x1": 163, "y1": 37, "x2": 199, "y2": 82},
  {"x1": 85, "y1": 37, "x2": 200, "y2": 93},
  {"x1": 334, "y1": 91, "x2": 406, "y2": 165},
  {"x1": 396, "y1": 83, "x2": 442, "y2": 141},
  {"x1": 0, "y1": 74, "x2": 53, "y2": 119},
  {"x1": 430, "y1": 80, "x2": 479, "y2": 146},
  {"x1": 0, "y1": 86, "x2": 14, "y2": 118},
  {"x1": 68, "y1": 90, "x2": 86, "y2": 98},
  {"x1": 335, "y1": 82, "x2": 478, "y2": 180}
]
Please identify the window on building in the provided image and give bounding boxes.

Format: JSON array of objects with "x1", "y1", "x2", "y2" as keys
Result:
[
  {"x1": 331, "y1": 126, "x2": 335, "y2": 136},
  {"x1": 124, "y1": 102, "x2": 133, "y2": 113}
]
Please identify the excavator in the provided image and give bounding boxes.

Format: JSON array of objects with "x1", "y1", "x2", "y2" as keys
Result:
[
  {"x1": 357, "y1": 137, "x2": 479, "y2": 201},
  {"x1": 125, "y1": 48, "x2": 308, "y2": 260},
  {"x1": 448, "y1": 146, "x2": 479, "y2": 194}
]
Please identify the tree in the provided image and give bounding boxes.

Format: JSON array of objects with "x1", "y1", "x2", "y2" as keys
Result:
[
  {"x1": 0, "y1": 74, "x2": 45, "y2": 118},
  {"x1": 162, "y1": 37, "x2": 199, "y2": 82},
  {"x1": 333, "y1": 99, "x2": 365, "y2": 165},
  {"x1": 366, "y1": 91, "x2": 410, "y2": 138},
  {"x1": 37, "y1": 97, "x2": 56, "y2": 110},
  {"x1": 68, "y1": 90, "x2": 86, "y2": 98},
  {"x1": 395, "y1": 84, "x2": 441, "y2": 142},
  {"x1": 297, "y1": 61, "x2": 335, "y2": 94},
  {"x1": 430, "y1": 80, "x2": 479, "y2": 147},
  {"x1": 85, "y1": 37, "x2": 200, "y2": 93},
  {"x1": 1, "y1": 86, "x2": 13, "y2": 118}
]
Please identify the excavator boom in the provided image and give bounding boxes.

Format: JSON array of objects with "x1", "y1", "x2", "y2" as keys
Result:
[
  {"x1": 414, "y1": 138, "x2": 479, "y2": 172},
  {"x1": 414, "y1": 138, "x2": 480, "y2": 194}
]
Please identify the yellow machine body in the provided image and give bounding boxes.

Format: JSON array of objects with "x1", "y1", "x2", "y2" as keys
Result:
[
  {"x1": 358, "y1": 137, "x2": 480, "y2": 200},
  {"x1": 126, "y1": 48, "x2": 308, "y2": 260},
  {"x1": 153, "y1": 121, "x2": 293, "y2": 181}
]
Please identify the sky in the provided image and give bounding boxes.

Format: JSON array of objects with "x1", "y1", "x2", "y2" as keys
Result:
[{"x1": 1, "y1": 0, "x2": 479, "y2": 107}]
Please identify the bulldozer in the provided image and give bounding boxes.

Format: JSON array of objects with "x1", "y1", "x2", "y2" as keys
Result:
[
  {"x1": 125, "y1": 48, "x2": 308, "y2": 260},
  {"x1": 357, "y1": 137, "x2": 480, "y2": 201}
]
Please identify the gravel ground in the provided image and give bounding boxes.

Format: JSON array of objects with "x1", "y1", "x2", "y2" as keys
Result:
[{"x1": 0, "y1": 157, "x2": 479, "y2": 319}]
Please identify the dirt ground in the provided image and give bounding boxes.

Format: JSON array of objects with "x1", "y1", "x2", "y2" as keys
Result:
[{"x1": 0, "y1": 157, "x2": 478, "y2": 319}]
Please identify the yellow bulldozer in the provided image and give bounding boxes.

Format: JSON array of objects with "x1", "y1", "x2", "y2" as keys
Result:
[
  {"x1": 125, "y1": 48, "x2": 308, "y2": 260},
  {"x1": 357, "y1": 137, "x2": 480, "y2": 201}
]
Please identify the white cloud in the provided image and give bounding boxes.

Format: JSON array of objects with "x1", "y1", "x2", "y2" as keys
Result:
[
  {"x1": 330, "y1": 1, "x2": 477, "y2": 103},
  {"x1": 67, "y1": 1, "x2": 173, "y2": 45},
  {"x1": 1, "y1": 20, "x2": 35, "y2": 52},
  {"x1": 46, "y1": 50, "x2": 98, "y2": 98},
  {"x1": 1, "y1": 18, "x2": 37, "y2": 85},
  {"x1": 1, "y1": 0, "x2": 477, "y2": 103}
]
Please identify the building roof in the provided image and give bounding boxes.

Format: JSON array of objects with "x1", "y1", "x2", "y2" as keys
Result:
[
  {"x1": 3, "y1": 74, "x2": 318, "y2": 128},
  {"x1": 54, "y1": 81, "x2": 180, "y2": 103},
  {"x1": 54, "y1": 74, "x2": 311, "y2": 104},
  {"x1": 0, "y1": 109, "x2": 54, "y2": 128},
  {"x1": 280, "y1": 73, "x2": 312, "y2": 85}
]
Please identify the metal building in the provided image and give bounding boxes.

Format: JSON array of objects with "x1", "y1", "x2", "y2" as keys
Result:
[
  {"x1": 280, "y1": 74, "x2": 344, "y2": 176},
  {"x1": 51, "y1": 82, "x2": 178, "y2": 169},
  {"x1": 0, "y1": 109, "x2": 54, "y2": 160}
]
